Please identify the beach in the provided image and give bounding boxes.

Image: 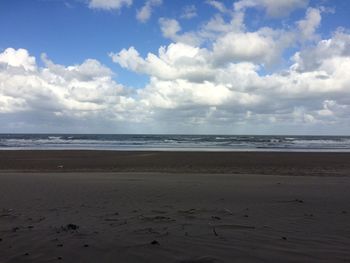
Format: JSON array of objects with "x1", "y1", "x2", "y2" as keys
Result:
[{"x1": 0, "y1": 151, "x2": 350, "y2": 262}]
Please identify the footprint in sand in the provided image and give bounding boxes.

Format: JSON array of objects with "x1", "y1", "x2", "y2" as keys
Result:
[
  {"x1": 138, "y1": 214, "x2": 174, "y2": 222},
  {"x1": 151, "y1": 210, "x2": 168, "y2": 214},
  {"x1": 180, "y1": 256, "x2": 220, "y2": 263},
  {"x1": 212, "y1": 224, "x2": 255, "y2": 230}
]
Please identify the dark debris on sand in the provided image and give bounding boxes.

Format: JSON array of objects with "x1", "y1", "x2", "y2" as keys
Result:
[
  {"x1": 65, "y1": 224, "x2": 79, "y2": 230},
  {"x1": 12, "y1": 227, "x2": 20, "y2": 232},
  {"x1": 57, "y1": 223, "x2": 80, "y2": 233},
  {"x1": 150, "y1": 240, "x2": 160, "y2": 245}
]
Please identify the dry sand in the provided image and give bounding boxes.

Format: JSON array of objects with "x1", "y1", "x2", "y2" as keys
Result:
[{"x1": 0, "y1": 151, "x2": 350, "y2": 262}]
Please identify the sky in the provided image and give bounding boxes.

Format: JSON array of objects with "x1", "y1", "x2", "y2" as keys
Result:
[{"x1": 0, "y1": 0, "x2": 350, "y2": 134}]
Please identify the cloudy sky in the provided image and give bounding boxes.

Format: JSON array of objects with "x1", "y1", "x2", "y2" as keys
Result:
[{"x1": 0, "y1": 0, "x2": 350, "y2": 134}]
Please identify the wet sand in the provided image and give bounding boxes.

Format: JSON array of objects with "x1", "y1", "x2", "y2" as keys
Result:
[
  {"x1": 0, "y1": 151, "x2": 350, "y2": 262},
  {"x1": 1, "y1": 150, "x2": 350, "y2": 176}
]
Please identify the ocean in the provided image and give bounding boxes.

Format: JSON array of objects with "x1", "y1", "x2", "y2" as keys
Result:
[{"x1": 0, "y1": 134, "x2": 350, "y2": 152}]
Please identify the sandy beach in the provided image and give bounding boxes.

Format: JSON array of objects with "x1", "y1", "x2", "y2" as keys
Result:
[
  {"x1": 0, "y1": 151, "x2": 350, "y2": 262},
  {"x1": 1, "y1": 150, "x2": 350, "y2": 176}
]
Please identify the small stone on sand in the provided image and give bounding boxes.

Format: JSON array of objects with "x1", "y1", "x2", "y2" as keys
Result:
[
  {"x1": 66, "y1": 224, "x2": 79, "y2": 230},
  {"x1": 150, "y1": 240, "x2": 160, "y2": 245}
]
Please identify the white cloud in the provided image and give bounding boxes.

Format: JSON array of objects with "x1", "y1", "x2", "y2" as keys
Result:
[
  {"x1": 0, "y1": 48, "x2": 147, "y2": 130},
  {"x1": 198, "y1": 12, "x2": 246, "y2": 44},
  {"x1": 159, "y1": 18, "x2": 180, "y2": 39},
  {"x1": 291, "y1": 30, "x2": 350, "y2": 72},
  {"x1": 297, "y1": 7, "x2": 322, "y2": 41},
  {"x1": 2, "y1": 33, "x2": 350, "y2": 133},
  {"x1": 136, "y1": 0, "x2": 162, "y2": 23},
  {"x1": 109, "y1": 26, "x2": 350, "y2": 130},
  {"x1": 138, "y1": 78, "x2": 233, "y2": 109},
  {"x1": 212, "y1": 31, "x2": 278, "y2": 65},
  {"x1": 158, "y1": 0, "x2": 308, "y2": 58},
  {"x1": 180, "y1": 5, "x2": 197, "y2": 20},
  {"x1": 0, "y1": 48, "x2": 36, "y2": 71},
  {"x1": 110, "y1": 43, "x2": 213, "y2": 82},
  {"x1": 206, "y1": 0, "x2": 230, "y2": 14},
  {"x1": 234, "y1": 0, "x2": 309, "y2": 18},
  {"x1": 159, "y1": 18, "x2": 200, "y2": 45},
  {"x1": 110, "y1": 46, "x2": 146, "y2": 72},
  {"x1": 2, "y1": 1, "x2": 350, "y2": 133},
  {"x1": 88, "y1": 0, "x2": 132, "y2": 10}
]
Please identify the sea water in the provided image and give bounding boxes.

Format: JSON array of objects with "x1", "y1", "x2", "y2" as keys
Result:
[{"x1": 1, "y1": 134, "x2": 350, "y2": 152}]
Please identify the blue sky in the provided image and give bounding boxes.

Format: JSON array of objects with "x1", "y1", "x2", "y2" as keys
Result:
[{"x1": 1, "y1": 0, "x2": 350, "y2": 134}]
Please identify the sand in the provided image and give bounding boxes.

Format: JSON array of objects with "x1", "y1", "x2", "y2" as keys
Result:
[
  {"x1": 0, "y1": 151, "x2": 350, "y2": 262},
  {"x1": 1, "y1": 150, "x2": 350, "y2": 176}
]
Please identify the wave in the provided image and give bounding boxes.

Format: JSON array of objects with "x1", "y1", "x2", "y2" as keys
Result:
[{"x1": 0, "y1": 134, "x2": 350, "y2": 151}]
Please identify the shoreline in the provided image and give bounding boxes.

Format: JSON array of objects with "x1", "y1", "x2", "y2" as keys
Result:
[
  {"x1": 2, "y1": 148, "x2": 350, "y2": 153},
  {"x1": 1, "y1": 150, "x2": 350, "y2": 176}
]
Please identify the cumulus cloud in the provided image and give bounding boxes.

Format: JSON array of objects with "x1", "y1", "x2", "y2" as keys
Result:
[
  {"x1": 0, "y1": 48, "x2": 151, "y2": 132},
  {"x1": 206, "y1": 0, "x2": 230, "y2": 14},
  {"x1": 212, "y1": 31, "x2": 278, "y2": 65},
  {"x1": 2, "y1": 1, "x2": 350, "y2": 133},
  {"x1": 2, "y1": 29, "x2": 350, "y2": 133},
  {"x1": 200, "y1": 13, "x2": 245, "y2": 37},
  {"x1": 158, "y1": 1, "x2": 312, "y2": 55},
  {"x1": 136, "y1": 0, "x2": 162, "y2": 23},
  {"x1": 291, "y1": 30, "x2": 350, "y2": 72},
  {"x1": 109, "y1": 46, "x2": 146, "y2": 72},
  {"x1": 158, "y1": 18, "x2": 200, "y2": 46},
  {"x1": 297, "y1": 7, "x2": 322, "y2": 41},
  {"x1": 159, "y1": 18, "x2": 181, "y2": 39},
  {"x1": 180, "y1": 5, "x2": 197, "y2": 20},
  {"x1": 234, "y1": 0, "x2": 309, "y2": 18},
  {"x1": 109, "y1": 24, "x2": 350, "y2": 130},
  {"x1": 110, "y1": 43, "x2": 213, "y2": 82},
  {"x1": 0, "y1": 48, "x2": 36, "y2": 71},
  {"x1": 88, "y1": 0, "x2": 132, "y2": 10}
]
